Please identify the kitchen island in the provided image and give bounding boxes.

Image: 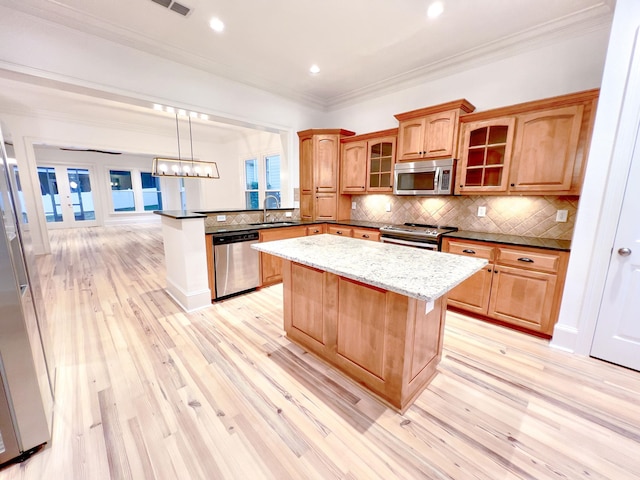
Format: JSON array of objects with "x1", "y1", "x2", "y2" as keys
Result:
[{"x1": 253, "y1": 234, "x2": 486, "y2": 412}]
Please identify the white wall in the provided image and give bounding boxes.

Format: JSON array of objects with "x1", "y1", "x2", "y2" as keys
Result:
[
  {"x1": 325, "y1": 28, "x2": 610, "y2": 133},
  {"x1": 551, "y1": 0, "x2": 640, "y2": 354}
]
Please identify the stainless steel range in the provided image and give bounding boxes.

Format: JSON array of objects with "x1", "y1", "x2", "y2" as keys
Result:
[{"x1": 379, "y1": 223, "x2": 458, "y2": 250}]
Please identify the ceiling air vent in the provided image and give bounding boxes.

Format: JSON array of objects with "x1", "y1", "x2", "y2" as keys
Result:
[{"x1": 150, "y1": 0, "x2": 191, "y2": 17}]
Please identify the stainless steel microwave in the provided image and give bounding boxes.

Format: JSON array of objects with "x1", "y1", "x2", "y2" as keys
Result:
[{"x1": 393, "y1": 159, "x2": 455, "y2": 195}]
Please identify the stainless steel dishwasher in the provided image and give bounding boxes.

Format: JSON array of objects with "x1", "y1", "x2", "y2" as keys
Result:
[{"x1": 213, "y1": 230, "x2": 260, "y2": 300}]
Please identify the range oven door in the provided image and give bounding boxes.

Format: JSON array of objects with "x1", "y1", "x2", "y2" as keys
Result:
[{"x1": 380, "y1": 236, "x2": 439, "y2": 251}]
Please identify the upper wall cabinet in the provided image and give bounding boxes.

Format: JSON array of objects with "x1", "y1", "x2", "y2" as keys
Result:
[
  {"x1": 509, "y1": 105, "x2": 583, "y2": 192},
  {"x1": 394, "y1": 100, "x2": 475, "y2": 162},
  {"x1": 340, "y1": 129, "x2": 397, "y2": 194},
  {"x1": 456, "y1": 89, "x2": 599, "y2": 195}
]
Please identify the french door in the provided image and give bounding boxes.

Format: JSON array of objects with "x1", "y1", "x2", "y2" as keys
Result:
[{"x1": 37, "y1": 165, "x2": 98, "y2": 228}]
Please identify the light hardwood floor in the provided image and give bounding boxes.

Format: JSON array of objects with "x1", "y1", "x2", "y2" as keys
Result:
[{"x1": 2, "y1": 224, "x2": 640, "y2": 479}]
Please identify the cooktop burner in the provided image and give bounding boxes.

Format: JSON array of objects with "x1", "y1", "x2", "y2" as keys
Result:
[{"x1": 379, "y1": 223, "x2": 458, "y2": 240}]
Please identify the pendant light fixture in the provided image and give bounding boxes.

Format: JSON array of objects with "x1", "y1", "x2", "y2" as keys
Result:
[{"x1": 152, "y1": 113, "x2": 220, "y2": 179}]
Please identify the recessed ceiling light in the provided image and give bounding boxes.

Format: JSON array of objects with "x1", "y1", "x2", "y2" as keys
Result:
[
  {"x1": 427, "y1": 1, "x2": 444, "y2": 19},
  {"x1": 309, "y1": 64, "x2": 320, "y2": 75},
  {"x1": 209, "y1": 17, "x2": 225, "y2": 33}
]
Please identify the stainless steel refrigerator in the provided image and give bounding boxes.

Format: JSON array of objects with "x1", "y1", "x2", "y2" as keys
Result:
[{"x1": 0, "y1": 126, "x2": 52, "y2": 465}]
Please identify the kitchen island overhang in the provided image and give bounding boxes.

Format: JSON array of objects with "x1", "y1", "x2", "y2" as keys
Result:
[{"x1": 253, "y1": 234, "x2": 487, "y2": 412}]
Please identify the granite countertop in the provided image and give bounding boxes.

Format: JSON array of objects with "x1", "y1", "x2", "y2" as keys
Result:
[
  {"x1": 444, "y1": 230, "x2": 571, "y2": 251},
  {"x1": 204, "y1": 219, "x2": 389, "y2": 235},
  {"x1": 252, "y1": 234, "x2": 487, "y2": 302},
  {"x1": 154, "y1": 210, "x2": 206, "y2": 219}
]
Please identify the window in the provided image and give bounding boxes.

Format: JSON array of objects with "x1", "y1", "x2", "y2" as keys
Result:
[
  {"x1": 109, "y1": 169, "x2": 163, "y2": 213},
  {"x1": 244, "y1": 158, "x2": 259, "y2": 209},
  {"x1": 110, "y1": 170, "x2": 135, "y2": 211},
  {"x1": 264, "y1": 154, "x2": 281, "y2": 208},
  {"x1": 141, "y1": 172, "x2": 162, "y2": 211},
  {"x1": 244, "y1": 154, "x2": 281, "y2": 209}
]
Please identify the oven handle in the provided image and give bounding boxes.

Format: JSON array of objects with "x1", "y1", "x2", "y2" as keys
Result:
[{"x1": 380, "y1": 236, "x2": 438, "y2": 250}]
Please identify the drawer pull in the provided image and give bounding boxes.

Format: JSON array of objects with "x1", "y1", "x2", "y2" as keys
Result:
[
  {"x1": 517, "y1": 257, "x2": 534, "y2": 263},
  {"x1": 462, "y1": 249, "x2": 476, "y2": 254},
  {"x1": 362, "y1": 234, "x2": 369, "y2": 238},
  {"x1": 336, "y1": 231, "x2": 343, "y2": 235}
]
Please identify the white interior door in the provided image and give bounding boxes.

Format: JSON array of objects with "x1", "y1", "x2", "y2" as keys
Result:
[
  {"x1": 37, "y1": 165, "x2": 98, "y2": 229},
  {"x1": 590, "y1": 126, "x2": 640, "y2": 371}
]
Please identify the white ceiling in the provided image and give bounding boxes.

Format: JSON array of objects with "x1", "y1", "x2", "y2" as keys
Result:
[{"x1": 0, "y1": 0, "x2": 615, "y2": 109}]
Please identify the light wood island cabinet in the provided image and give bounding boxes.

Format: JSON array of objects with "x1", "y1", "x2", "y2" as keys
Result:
[
  {"x1": 254, "y1": 235, "x2": 487, "y2": 412},
  {"x1": 442, "y1": 237, "x2": 569, "y2": 336},
  {"x1": 395, "y1": 99, "x2": 475, "y2": 161}
]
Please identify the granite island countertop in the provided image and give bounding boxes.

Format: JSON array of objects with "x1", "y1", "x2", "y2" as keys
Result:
[{"x1": 253, "y1": 234, "x2": 487, "y2": 302}]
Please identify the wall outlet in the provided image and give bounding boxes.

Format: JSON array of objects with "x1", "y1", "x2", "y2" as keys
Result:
[
  {"x1": 556, "y1": 209, "x2": 568, "y2": 222},
  {"x1": 477, "y1": 206, "x2": 486, "y2": 217},
  {"x1": 216, "y1": 215, "x2": 226, "y2": 222},
  {"x1": 385, "y1": 202, "x2": 392, "y2": 212},
  {"x1": 352, "y1": 201, "x2": 357, "y2": 210},
  {"x1": 285, "y1": 211, "x2": 292, "y2": 218}
]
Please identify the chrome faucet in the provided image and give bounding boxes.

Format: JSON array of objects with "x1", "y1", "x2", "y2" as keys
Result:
[{"x1": 263, "y1": 194, "x2": 280, "y2": 222}]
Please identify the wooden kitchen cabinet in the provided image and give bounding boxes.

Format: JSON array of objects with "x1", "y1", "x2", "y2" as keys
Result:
[
  {"x1": 456, "y1": 89, "x2": 598, "y2": 195},
  {"x1": 509, "y1": 105, "x2": 583, "y2": 192},
  {"x1": 327, "y1": 225, "x2": 353, "y2": 237},
  {"x1": 442, "y1": 237, "x2": 569, "y2": 336},
  {"x1": 259, "y1": 225, "x2": 307, "y2": 286},
  {"x1": 352, "y1": 227, "x2": 381, "y2": 242},
  {"x1": 306, "y1": 224, "x2": 326, "y2": 236},
  {"x1": 340, "y1": 141, "x2": 367, "y2": 193},
  {"x1": 395, "y1": 99, "x2": 475, "y2": 162},
  {"x1": 457, "y1": 117, "x2": 516, "y2": 193},
  {"x1": 299, "y1": 129, "x2": 355, "y2": 221},
  {"x1": 341, "y1": 129, "x2": 397, "y2": 194}
]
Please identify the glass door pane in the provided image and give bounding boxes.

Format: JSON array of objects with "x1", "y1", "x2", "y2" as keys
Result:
[
  {"x1": 67, "y1": 168, "x2": 95, "y2": 221},
  {"x1": 37, "y1": 167, "x2": 63, "y2": 223}
]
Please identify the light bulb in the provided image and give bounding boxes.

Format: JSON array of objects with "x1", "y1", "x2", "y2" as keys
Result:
[
  {"x1": 182, "y1": 165, "x2": 190, "y2": 174},
  {"x1": 159, "y1": 164, "x2": 168, "y2": 172},
  {"x1": 171, "y1": 165, "x2": 180, "y2": 173},
  {"x1": 427, "y1": 1, "x2": 444, "y2": 19}
]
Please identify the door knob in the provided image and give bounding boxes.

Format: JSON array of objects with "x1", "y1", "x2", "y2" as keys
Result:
[{"x1": 618, "y1": 247, "x2": 632, "y2": 257}]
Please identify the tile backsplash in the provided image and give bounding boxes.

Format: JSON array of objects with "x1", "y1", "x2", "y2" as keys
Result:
[{"x1": 351, "y1": 195, "x2": 579, "y2": 240}]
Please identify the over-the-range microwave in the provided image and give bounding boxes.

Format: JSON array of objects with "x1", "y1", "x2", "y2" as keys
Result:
[{"x1": 393, "y1": 158, "x2": 456, "y2": 196}]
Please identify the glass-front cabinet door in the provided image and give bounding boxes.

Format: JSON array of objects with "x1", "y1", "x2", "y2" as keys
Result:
[
  {"x1": 457, "y1": 118, "x2": 515, "y2": 193},
  {"x1": 367, "y1": 137, "x2": 396, "y2": 192}
]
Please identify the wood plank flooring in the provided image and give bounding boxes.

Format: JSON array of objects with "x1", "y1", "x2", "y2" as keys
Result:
[{"x1": 2, "y1": 224, "x2": 639, "y2": 479}]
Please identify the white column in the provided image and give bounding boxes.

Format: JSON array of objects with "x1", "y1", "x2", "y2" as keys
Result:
[{"x1": 159, "y1": 214, "x2": 211, "y2": 312}]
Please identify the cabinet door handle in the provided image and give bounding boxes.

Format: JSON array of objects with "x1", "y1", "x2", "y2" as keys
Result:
[
  {"x1": 517, "y1": 257, "x2": 534, "y2": 263},
  {"x1": 487, "y1": 268, "x2": 492, "y2": 272},
  {"x1": 462, "y1": 249, "x2": 476, "y2": 254},
  {"x1": 510, "y1": 183, "x2": 515, "y2": 187},
  {"x1": 494, "y1": 270, "x2": 499, "y2": 274}
]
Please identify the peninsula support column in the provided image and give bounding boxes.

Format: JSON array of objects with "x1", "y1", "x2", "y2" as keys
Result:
[{"x1": 158, "y1": 213, "x2": 211, "y2": 311}]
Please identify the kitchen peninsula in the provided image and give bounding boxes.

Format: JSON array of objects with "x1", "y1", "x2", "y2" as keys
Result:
[{"x1": 253, "y1": 234, "x2": 486, "y2": 412}]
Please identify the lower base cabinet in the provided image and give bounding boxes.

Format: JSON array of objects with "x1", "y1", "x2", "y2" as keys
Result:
[
  {"x1": 259, "y1": 226, "x2": 308, "y2": 286},
  {"x1": 442, "y1": 237, "x2": 569, "y2": 336}
]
